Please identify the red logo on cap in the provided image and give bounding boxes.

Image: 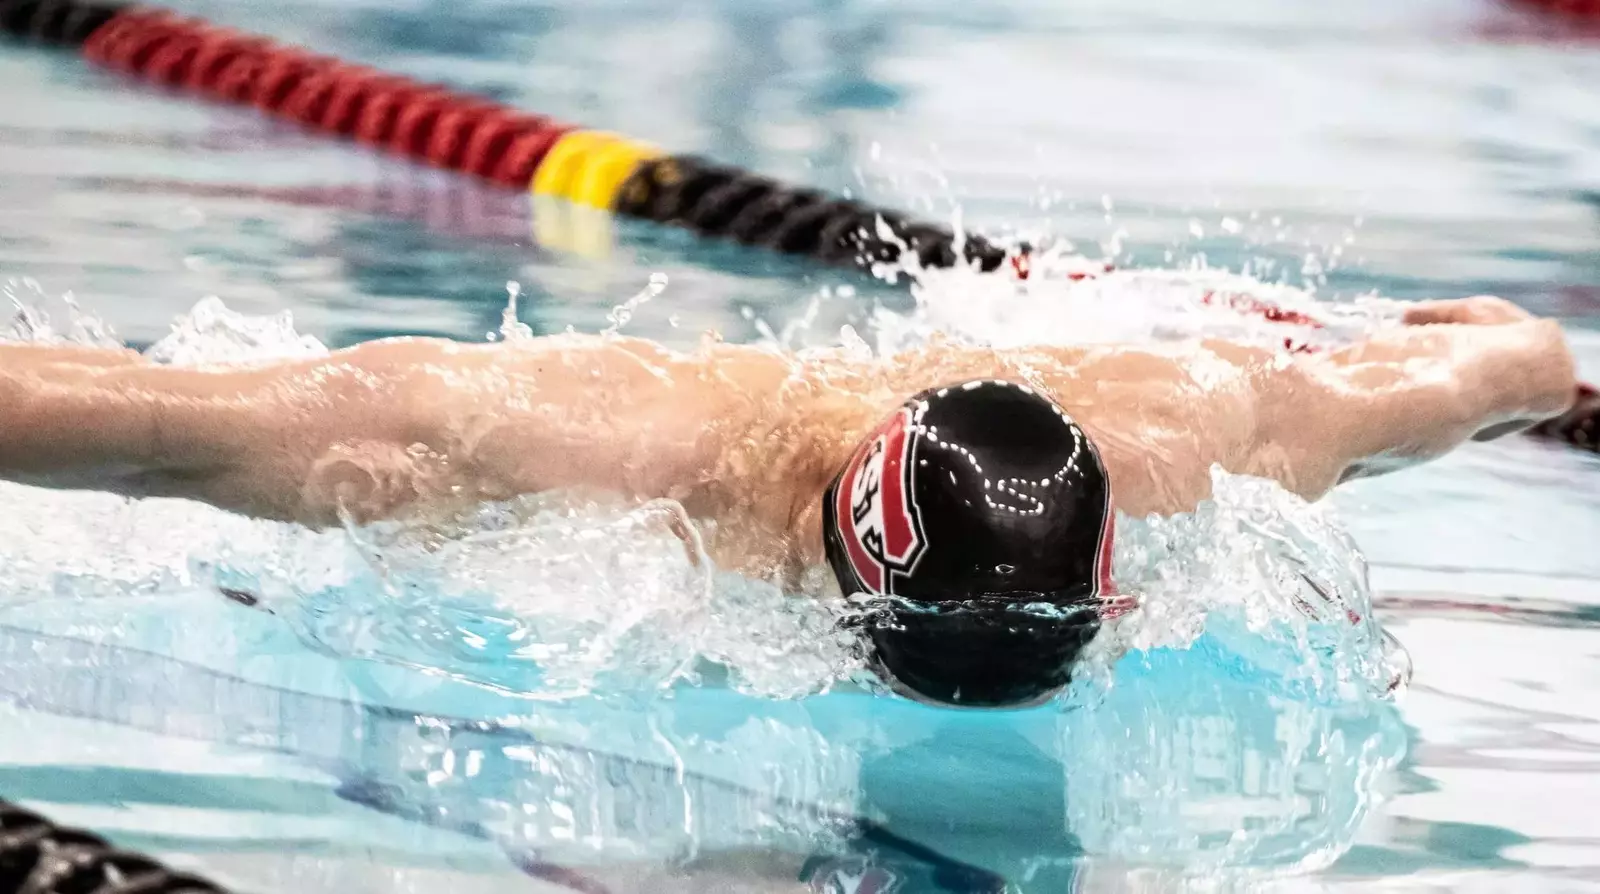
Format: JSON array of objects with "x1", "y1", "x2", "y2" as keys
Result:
[{"x1": 834, "y1": 408, "x2": 926, "y2": 595}]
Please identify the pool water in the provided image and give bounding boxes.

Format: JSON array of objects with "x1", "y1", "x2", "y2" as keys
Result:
[{"x1": 4, "y1": 0, "x2": 1600, "y2": 891}]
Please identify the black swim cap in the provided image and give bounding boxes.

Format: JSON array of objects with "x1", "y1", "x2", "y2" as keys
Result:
[{"x1": 822, "y1": 379, "x2": 1116, "y2": 708}]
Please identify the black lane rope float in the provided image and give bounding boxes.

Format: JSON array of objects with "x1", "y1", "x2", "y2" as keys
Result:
[
  {"x1": 1, "y1": 0, "x2": 1596, "y2": 442},
  {"x1": 0, "y1": 798, "x2": 229, "y2": 893}
]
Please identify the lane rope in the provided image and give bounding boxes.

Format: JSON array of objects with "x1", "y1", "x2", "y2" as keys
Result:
[
  {"x1": 0, "y1": 0, "x2": 1592, "y2": 451},
  {"x1": 0, "y1": 798, "x2": 229, "y2": 894},
  {"x1": 1, "y1": 0, "x2": 1010, "y2": 276}
]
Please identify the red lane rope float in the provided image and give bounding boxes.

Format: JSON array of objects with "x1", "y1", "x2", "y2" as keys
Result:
[
  {"x1": 1505, "y1": 0, "x2": 1600, "y2": 20},
  {"x1": 78, "y1": 10, "x2": 577, "y2": 189}
]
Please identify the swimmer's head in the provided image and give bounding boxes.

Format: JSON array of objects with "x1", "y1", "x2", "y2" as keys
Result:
[{"x1": 822, "y1": 379, "x2": 1116, "y2": 709}]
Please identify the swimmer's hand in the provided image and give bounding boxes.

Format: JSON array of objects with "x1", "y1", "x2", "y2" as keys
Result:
[
  {"x1": 1298, "y1": 297, "x2": 1577, "y2": 485},
  {"x1": 1401, "y1": 296, "x2": 1587, "y2": 441}
]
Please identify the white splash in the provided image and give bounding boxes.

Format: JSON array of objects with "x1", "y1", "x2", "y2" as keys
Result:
[
  {"x1": 2, "y1": 277, "x2": 120, "y2": 347},
  {"x1": 603, "y1": 272, "x2": 669, "y2": 336},
  {"x1": 144, "y1": 295, "x2": 329, "y2": 365},
  {"x1": 1092, "y1": 466, "x2": 1407, "y2": 703},
  {"x1": 497, "y1": 281, "x2": 535, "y2": 342},
  {"x1": 300, "y1": 493, "x2": 862, "y2": 700},
  {"x1": 875, "y1": 251, "x2": 1402, "y2": 358}
]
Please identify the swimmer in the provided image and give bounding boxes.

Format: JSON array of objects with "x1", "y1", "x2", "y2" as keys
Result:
[{"x1": 0, "y1": 294, "x2": 1579, "y2": 706}]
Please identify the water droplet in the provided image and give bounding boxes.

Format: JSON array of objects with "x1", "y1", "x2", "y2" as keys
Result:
[
  {"x1": 601, "y1": 274, "x2": 668, "y2": 335},
  {"x1": 996, "y1": 564, "x2": 1015, "y2": 575},
  {"x1": 498, "y1": 281, "x2": 534, "y2": 342}
]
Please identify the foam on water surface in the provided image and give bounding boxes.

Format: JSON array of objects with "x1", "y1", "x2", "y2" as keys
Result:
[{"x1": 873, "y1": 248, "x2": 1404, "y2": 355}]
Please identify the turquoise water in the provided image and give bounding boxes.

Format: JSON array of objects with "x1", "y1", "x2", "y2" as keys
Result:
[{"x1": 3, "y1": 0, "x2": 1600, "y2": 891}]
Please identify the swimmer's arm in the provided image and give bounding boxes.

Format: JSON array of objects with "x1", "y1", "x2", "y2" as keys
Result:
[
  {"x1": 0, "y1": 337, "x2": 758, "y2": 526},
  {"x1": 1261, "y1": 299, "x2": 1577, "y2": 491},
  {"x1": 0, "y1": 341, "x2": 429, "y2": 522}
]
